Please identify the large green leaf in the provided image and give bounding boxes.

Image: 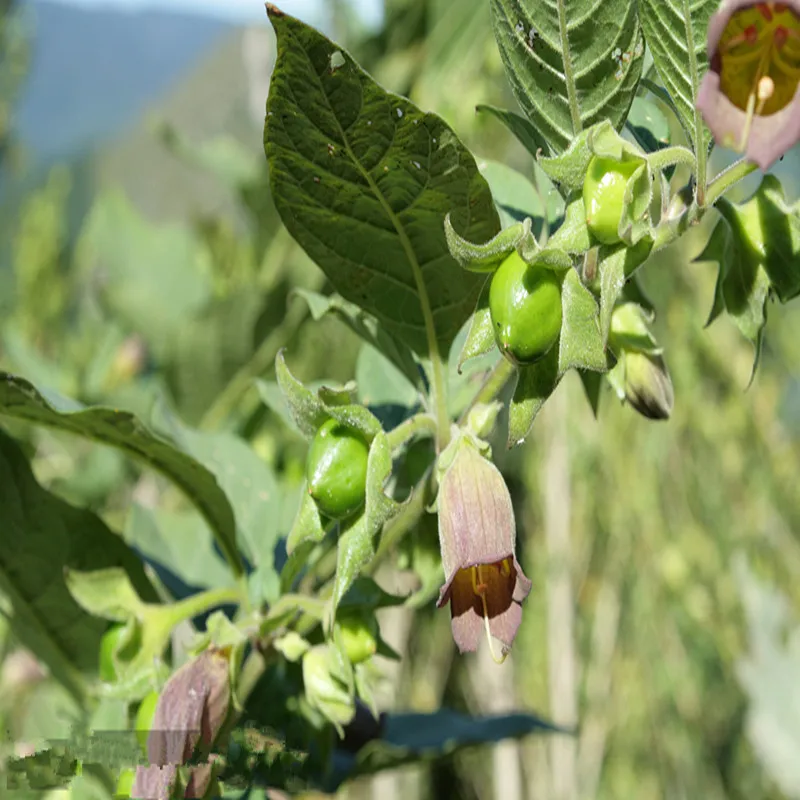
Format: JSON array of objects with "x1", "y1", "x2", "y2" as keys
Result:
[
  {"x1": 0, "y1": 429, "x2": 155, "y2": 702},
  {"x1": 264, "y1": 6, "x2": 500, "y2": 357},
  {"x1": 0, "y1": 372, "x2": 243, "y2": 576},
  {"x1": 638, "y1": 0, "x2": 716, "y2": 153},
  {"x1": 490, "y1": 0, "x2": 644, "y2": 153}
]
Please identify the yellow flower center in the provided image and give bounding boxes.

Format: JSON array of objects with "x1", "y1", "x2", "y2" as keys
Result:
[{"x1": 717, "y1": 3, "x2": 800, "y2": 149}]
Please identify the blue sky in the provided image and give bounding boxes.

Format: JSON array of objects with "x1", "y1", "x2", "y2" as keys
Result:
[{"x1": 39, "y1": 0, "x2": 383, "y2": 25}]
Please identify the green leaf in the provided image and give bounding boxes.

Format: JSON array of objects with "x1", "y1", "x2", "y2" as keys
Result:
[
  {"x1": 578, "y1": 369, "x2": 603, "y2": 417},
  {"x1": 508, "y1": 347, "x2": 560, "y2": 447},
  {"x1": 558, "y1": 268, "x2": 606, "y2": 374},
  {"x1": 291, "y1": 288, "x2": 420, "y2": 389},
  {"x1": 638, "y1": 0, "x2": 716, "y2": 153},
  {"x1": 152, "y1": 402, "x2": 283, "y2": 594},
  {"x1": 124, "y1": 506, "x2": 235, "y2": 591},
  {"x1": 0, "y1": 372, "x2": 243, "y2": 577},
  {"x1": 457, "y1": 278, "x2": 496, "y2": 371},
  {"x1": 625, "y1": 95, "x2": 671, "y2": 155},
  {"x1": 490, "y1": 0, "x2": 644, "y2": 153},
  {"x1": 444, "y1": 216, "x2": 530, "y2": 272},
  {"x1": 355, "y1": 342, "x2": 420, "y2": 409},
  {"x1": 477, "y1": 160, "x2": 562, "y2": 233},
  {"x1": 548, "y1": 195, "x2": 592, "y2": 254},
  {"x1": 737, "y1": 175, "x2": 800, "y2": 304},
  {"x1": 331, "y1": 432, "x2": 401, "y2": 614},
  {"x1": 0, "y1": 430, "x2": 156, "y2": 702},
  {"x1": 696, "y1": 211, "x2": 770, "y2": 375},
  {"x1": 476, "y1": 104, "x2": 551, "y2": 158},
  {"x1": 286, "y1": 490, "x2": 328, "y2": 554},
  {"x1": 337, "y1": 576, "x2": 407, "y2": 612},
  {"x1": 265, "y1": 7, "x2": 500, "y2": 357}
]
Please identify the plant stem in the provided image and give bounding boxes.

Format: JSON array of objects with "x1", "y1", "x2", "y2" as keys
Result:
[
  {"x1": 167, "y1": 586, "x2": 244, "y2": 624},
  {"x1": 457, "y1": 358, "x2": 516, "y2": 426},
  {"x1": 386, "y1": 413, "x2": 437, "y2": 451},
  {"x1": 647, "y1": 146, "x2": 696, "y2": 171},
  {"x1": 704, "y1": 158, "x2": 759, "y2": 207}
]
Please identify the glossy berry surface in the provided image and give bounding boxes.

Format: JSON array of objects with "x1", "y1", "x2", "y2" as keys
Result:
[
  {"x1": 489, "y1": 250, "x2": 563, "y2": 365},
  {"x1": 583, "y1": 156, "x2": 640, "y2": 244},
  {"x1": 306, "y1": 418, "x2": 370, "y2": 520}
]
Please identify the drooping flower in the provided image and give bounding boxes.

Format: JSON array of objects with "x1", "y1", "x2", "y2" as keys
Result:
[
  {"x1": 436, "y1": 430, "x2": 531, "y2": 660},
  {"x1": 147, "y1": 647, "x2": 231, "y2": 768},
  {"x1": 697, "y1": 0, "x2": 800, "y2": 169}
]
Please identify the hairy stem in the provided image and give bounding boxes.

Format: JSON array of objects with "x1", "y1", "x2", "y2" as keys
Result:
[
  {"x1": 647, "y1": 146, "x2": 696, "y2": 171},
  {"x1": 386, "y1": 413, "x2": 438, "y2": 451},
  {"x1": 704, "y1": 158, "x2": 759, "y2": 207},
  {"x1": 168, "y1": 586, "x2": 245, "y2": 625},
  {"x1": 458, "y1": 358, "x2": 516, "y2": 426}
]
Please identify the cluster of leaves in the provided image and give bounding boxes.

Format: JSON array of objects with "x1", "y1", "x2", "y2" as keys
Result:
[{"x1": 2, "y1": 0, "x2": 800, "y2": 797}]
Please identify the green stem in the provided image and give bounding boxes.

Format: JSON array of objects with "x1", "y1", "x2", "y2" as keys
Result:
[
  {"x1": 457, "y1": 358, "x2": 516, "y2": 426},
  {"x1": 704, "y1": 158, "x2": 759, "y2": 207},
  {"x1": 199, "y1": 299, "x2": 309, "y2": 431},
  {"x1": 386, "y1": 413, "x2": 437, "y2": 451},
  {"x1": 647, "y1": 146, "x2": 696, "y2": 171},
  {"x1": 167, "y1": 586, "x2": 244, "y2": 624},
  {"x1": 369, "y1": 470, "x2": 432, "y2": 568},
  {"x1": 683, "y1": 3, "x2": 707, "y2": 205}
]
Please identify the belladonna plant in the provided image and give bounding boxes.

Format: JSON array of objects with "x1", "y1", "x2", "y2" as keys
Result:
[
  {"x1": 435, "y1": 428, "x2": 532, "y2": 661},
  {"x1": 697, "y1": 0, "x2": 800, "y2": 169}
]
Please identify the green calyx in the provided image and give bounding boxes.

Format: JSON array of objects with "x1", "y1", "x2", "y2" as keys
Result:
[
  {"x1": 306, "y1": 418, "x2": 370, "y2": 520},
  {"x1": 135, "y1": 690, "x2": 159, "y2": 755},
  {"x1": 489, "y1": 250, "x2": 563, "y2": 366},
  {"x1": 583, "y1": 156, "x2": 639, "y2": 244}
]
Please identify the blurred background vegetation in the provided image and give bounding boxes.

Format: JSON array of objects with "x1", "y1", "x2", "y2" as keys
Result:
[{"x1": 1, "y1": 0, "x2": 800, "y2": 798}]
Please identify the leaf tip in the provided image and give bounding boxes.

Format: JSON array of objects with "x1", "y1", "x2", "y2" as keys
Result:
[{"x1": 265, "y1": 3, "x2": 284, "y2": 17}]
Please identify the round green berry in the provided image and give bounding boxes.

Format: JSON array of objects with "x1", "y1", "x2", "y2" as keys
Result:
[
  {"x1": 306, "y1": 419, "x2": 370, "y2": 520},
  {"x1": 583, "y1": 155, "x2": 640, "y2": 244},
  {"x1": 489, "y1": 250, "x2": 563, "y2": 366}
]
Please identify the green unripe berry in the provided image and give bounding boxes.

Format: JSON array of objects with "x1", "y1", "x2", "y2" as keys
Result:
[
  {"x1": 583, "y1": 156, "x2": 640, "y2": 244},
  {"x1": 135, "y1": 690, "x2": 159, "y2": 755},
  {"x1": 489, "y1": 251, "x2": 563, "y2": 366},
  {"x1": 306, "y1": 419, "x2": 370, "y2": 520},
  {"x1": 338, "y1": 611, "x2": 379, "y2": 664}
]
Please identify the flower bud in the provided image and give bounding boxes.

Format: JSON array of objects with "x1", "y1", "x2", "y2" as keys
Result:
[
  {"x1": 608, "y1": 303, "x2": 674, "y2": 421},
  {"x1": 147, "y1": 648, "x2": 231, "y2": 768},
  {"x1": 436, "y1": 432, "x2": 531, "y2": 658},
  {"x1": 621, "y1": 350, "x2": 674, "y2": 421}
]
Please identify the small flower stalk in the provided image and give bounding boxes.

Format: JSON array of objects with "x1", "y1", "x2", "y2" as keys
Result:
[
  {"x1": 697, "y1": 0, "x2": 800, "y2": 169},
  {"x1": 436, "y1": 429, "x2": 531, "y2": 661}
]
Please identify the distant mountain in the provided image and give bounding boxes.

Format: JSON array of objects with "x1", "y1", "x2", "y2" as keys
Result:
[{"x1": 13, "y1": 0, "x2": 234, "y2": 161}]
